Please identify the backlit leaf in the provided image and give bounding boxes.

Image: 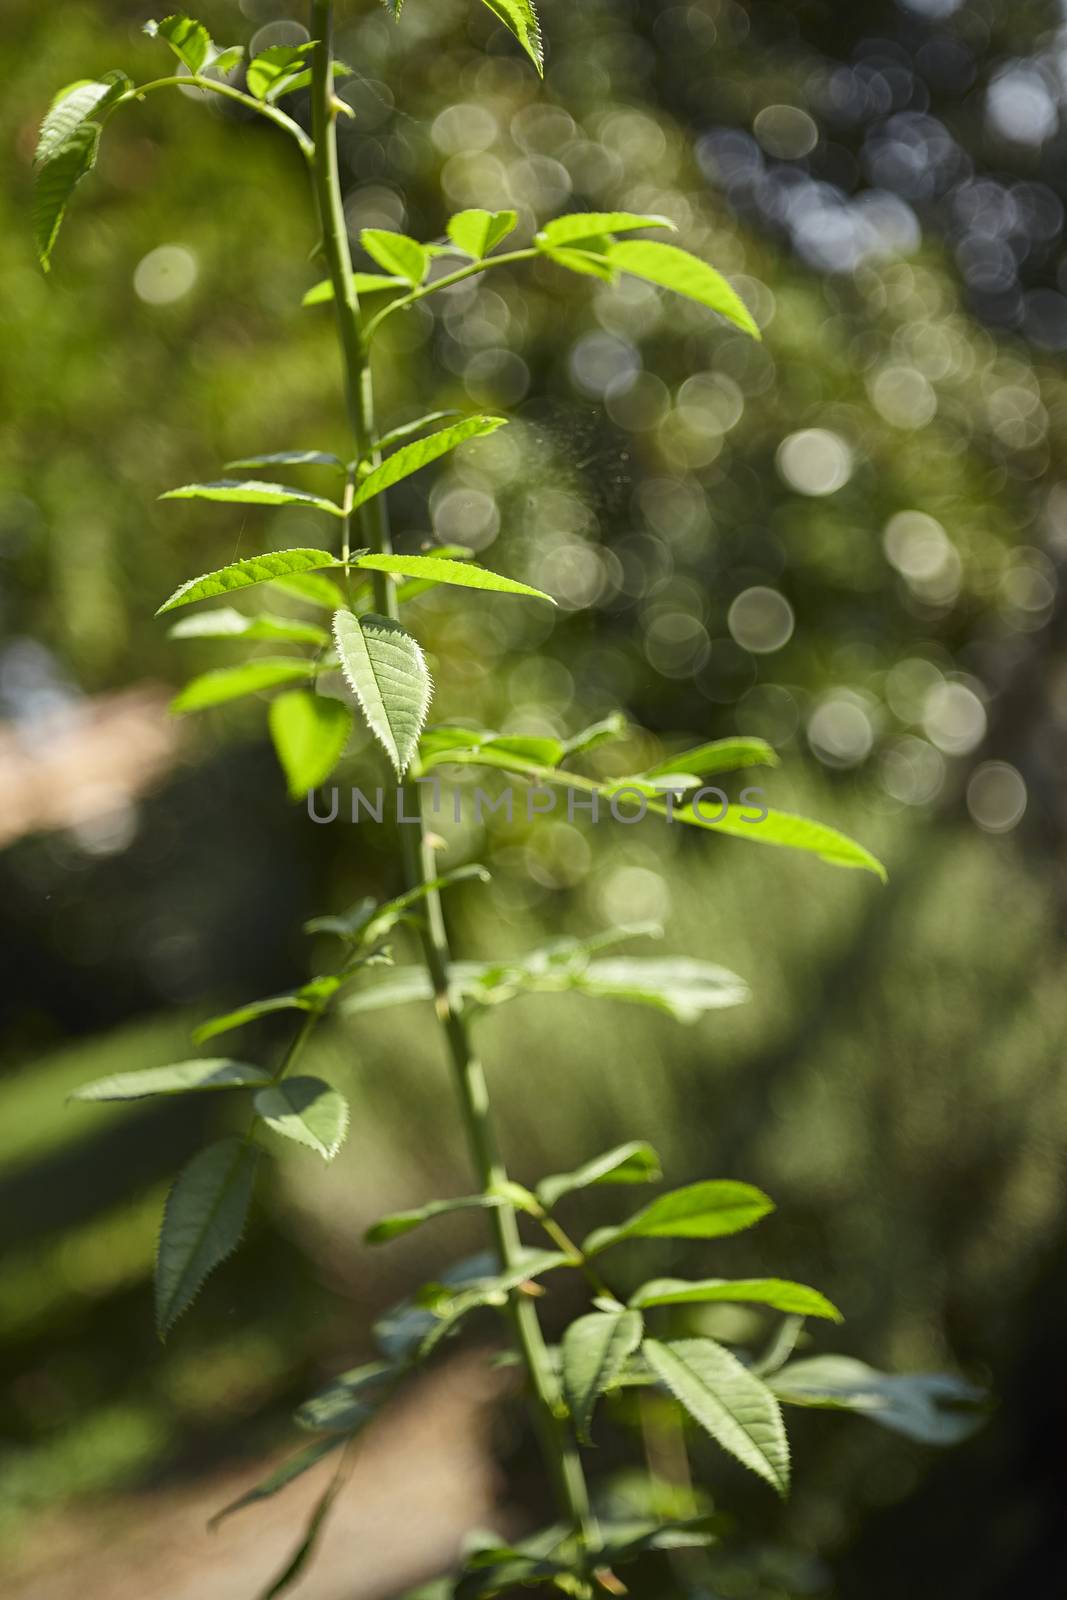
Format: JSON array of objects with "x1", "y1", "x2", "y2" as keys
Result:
[
  {"x1": 159, "y1": 479, "x2": 344, "y2": 516},
  {"x1": 608, "y1": 240, "x2": 760, "y2": 337},
  {"x1": 562, "y1": 1310, "x2": 644, "y2": 1442},
  {"x1": 561, "y1": 712, "x2": 628, "y2": 757},
  {"x1": 269, "y1": 569, "x2": 346, "y2": 609},
  {"x1": 332, "y1": 610, "x2": 432, "y2": 777},
  {"x1": 667, "y1": 801, "x2": 887, "y2": 880},
  {"x1": 35, "y1": 74, "x2": 129, "y2": 165},
  {"x1": 643, "y1": 737, "x2": 779, "y2": 780},
  {"x1": 144, "y1": 13, "x2": 213, "y2": 74},
  {"x1": 156, "y1": 550, "x2": 340, "y2": 614},
  {"x1": 71, "y1": 1059, "x2": 269, "y2": 1102},
  {"x1": 269, "y1": 690, "x2": 353, "y2": 798},
  {"x1": 170, "y1": 658, "x2": 313, "y2": 714},
  {"x1": 365, "y1": 1192, "x2": 509, "y2": 1245},
  {"x1": 34, "y1": 123, "x2": 99, "y2": 271},
  {"x1": 155, "y1": 1136, "x2": 260, "y2": 1336},
  {"x1": 375, "y1": 411, "x2": 462, "y2": 452},
  {"x1": 302, "y1": 272, "x2": 406, "y2": 307},
  {"x1": 447, "y1": 208, "x2": 518, "y2": 258},
  {"x1": 539, "y1": 212, "x2": 675, "y2": 246},
  {"x1": 583, "y1": 1180, "x2": 774, "y2": 1257},
  {"x1": 478, "y1": 0, "x2": 543, "y2": 72},
  {"x1": 575, "y1": 956, "x2": 750, "y2": 1021},
  {"x1": 350, "y1": 415, "x2": 506, "y2": 510},
  {"x1": 630, "y1": 1277, "x2": 842, "y2": 1321},
  {"x1": 537, "y1": 1142, "x2": 662, "y2": 1209},
  {"x1": 541, "y1": 243, "x2": 617, "y2": 282},
  {"x1": 354, "y1": 554, "x2": 552, "y2": 602},
  {"x1": 360, "y1": 228, "x2": 428, "y2": 286},
  {"x1": 168, "y1": 608, "x2": 329, "y2": 645},
  {"x1": 212, "y1": 44, "x2": 245, "y2": 74},
  {"x1": 246, "y1": 42, "x2": 314, "y2": 101},
  {"x1": 644, "y1": 1338, "x2": 790, "y2": 1495},
  {"x1": 254, "y1": 1076, "x2": 349, "y2": 1160},
  {"x1": 193, "y1": 981, "x2": 338, "y2": 1045},
  {"x1": 225, "y1": 449, "x2": 345, "y2": 473}
]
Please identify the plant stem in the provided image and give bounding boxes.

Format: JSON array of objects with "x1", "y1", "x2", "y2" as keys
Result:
[
  {"x1": 308, "y1": 0, "x2": 598, "y2": 1553},
  {"x1": 128, "y1": 76, "x2": 314, "y2": 157},
  {"x1": 363, "y1": 247, "x2": 538, "y2": 340}
]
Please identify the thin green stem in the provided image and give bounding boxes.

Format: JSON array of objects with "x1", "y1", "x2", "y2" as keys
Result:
[
  {"x1": 398, "y1": 788, "x2": 599, "y2": 1548},
  {"x1": 308, "y1": 0, "x2": 598, "y2": 1554},
  {"x1": 363, "y1": 248, "x2": 538, "y2": 340},
  {"x1": 125, "y1": 76, "x2": 314, "y2": 158}
]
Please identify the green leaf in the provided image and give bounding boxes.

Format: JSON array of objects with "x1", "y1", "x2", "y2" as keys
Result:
[
  {"x1": 561, "y1": 712, "x2": 628, "y2": 757},
  {"x1": 375, "y1": 411, "x2": 463, "y2": 452},
  {"x1": 159, "y1": 480, "x2": 343, "y2": 516},
  {"x1": 643, "y1": 737, "x2": 779, "y2": 780},
  {"x1": 608, "y1": 240, "x2": 761, "y2": 338},
  {"x1": 212, "y1": 44, "x2": 245, "y2": 75},
  {"x1": 225, "y1": 449, "x2": 346, "y2": 474},
  {"x1": 294, "y1": 1360, "x2": 395, "y2": 1432},
  {"x1": 156, "y1": 550, "x2": 340, "y2": 615},
  {"x1": 144, "y1": 13, "x2": 213, "y2": 74},
  {"x1": 302, "y1": 272, "x2": 407, "y2": 307},
  {"x1": 575, "y1": 956, "x2": 750, "y2": 1022},
  {"x1": 769, "y1": 1358, "x2": 987, "y2": 1445},
  {"x1": 269, "y1": 570, "x2": 346, "y2": 609},
  {"x1": 168, "y1": 608, "x2": 329, "y2": 645},
  {"x1": 562, "y1": 1310, "x2": 644, "y2": 1443},
  {"x1": 171, "y1": 658, "x2": 314, "y2": 714},
  {"x1": 269, "y1": 60, "x2": 352, "y2": 100},
  {"x1": 447, "y1": 208, "x2": 518, "y2": 258},
  {"x1": 541, "y1": 243, "x2": 617, "y2": 282},
  {"x1": 355, "y1": 554, "x2": 552, "y2": 603},
  {"x1": 350, "y1": 414, "x2": 507, "y2": 510},
  {"x1": 477, "y1": 0, "x2": 543, "y2": 72},
  {"x1": 353, "y1": 864, "x2": 491, "y2": 943},
  {"x1": 630, "y1": 1278, "x2": 842, "y2": 1322},
  {"x1": 269, "y1": 690, "x2": 353, "y2": 799},
  {"x1": 408, "y1": 1249, "x2": 571, "y2": 1362},
  {"x1": 246, "y1": 42, "x2": 314, "y2": 101},
  {"x1": 256, "y1": 1464, "x2": 346, "y2": 1600},
  {"x1": 537, "y1": 1142, "x2": 662, "y2": 1209},
  {"x1": 538, "y1": 212, "x2": 675, "y2": 247},
  {"x1": 341, "y1": 967, "x2": 434, "y2": 1016},
  {"x1": 209, "y1": 1436, "x2": 345, "y2": 1529},
  {"x1": 668, "y1": 801, "x2": 887, "y2": 881},
  {"x1": 254, "y1": 1076, "x2": 349, "y2": 1160},
  {"x1": 644, "y1": 1338, "x2": 790, "y2": 1495},
  {"x1": 35, "y1": 74, "x2": 130, "y2": 165},
  {"x1": 192, "y1": 984, "x2": 333, "y2": 1045},
  {"x1": 155, "y1": 1137, "x2": 260, "y2": 1337},
  {"x1": 583, "y1": 1180, "x2": 774, "y2": 1257},
  {"x1": 360, "y1": 228, "x2": 428, "y2": 287},
  {"x1": 71, "y1": 1059, "x2": 270, "y2": 1102},
  {"x1": 332, "y1": 610, "x2": 432, "y2": 778},
  {"x1": 365, "y1": 1193, "x2": 510, "y2": 1245},
  {"x1": 34, "y1": 123, "x2": 99, "y2": 271}
]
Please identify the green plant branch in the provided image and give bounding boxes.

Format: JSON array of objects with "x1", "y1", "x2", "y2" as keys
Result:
[
  {"x1": 308, "y1": 0, "x2": 599, "y2": 1556},
  {"x1": 123, "y1": 76, "x2": 314, "y2": 158},
  {"x1": 363, "y1": 247, "x2": 538, "y2": 340}
]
